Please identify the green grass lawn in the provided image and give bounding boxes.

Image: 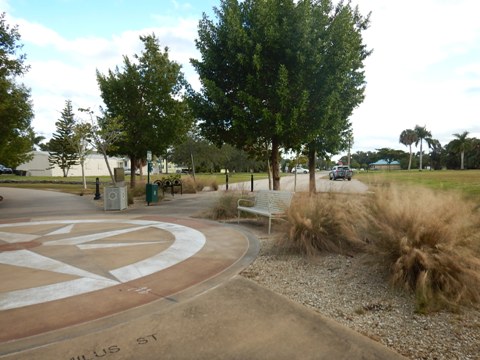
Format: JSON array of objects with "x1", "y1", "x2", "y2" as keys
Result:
[
  {"x1": 356, "y1": 169, "x2": 480, "y2": 201},
  {"x1": 191, "y1": 172, "x2": 269, "y2": 185},
  {"x1": 0, "y1": 172, "x2": 270, "y2": 195}
]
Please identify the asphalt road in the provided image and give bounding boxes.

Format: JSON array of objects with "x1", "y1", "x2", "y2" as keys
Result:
[{"x1": 220, "y1": 171, "x2": 369, "y2": 193}]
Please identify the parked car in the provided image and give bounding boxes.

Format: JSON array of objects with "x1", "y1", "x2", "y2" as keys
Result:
[
  {"x1": 291, "y1": 166, "x2": 309, "y2": 174},
  {"x1": 329, "y1": 165, "x2": 353, "y2": 181},
  {"x1": 124, "y1": 168, "x2": 140, "y2": 175},
  {"x1": 0, "y1": 164, "x2": 13, "y2": 174}
]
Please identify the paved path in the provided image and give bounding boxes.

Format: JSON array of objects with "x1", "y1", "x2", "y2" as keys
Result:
[
  {"x1": 221, "y1": 171, "x2": 369, "y2": 193},
  {"x1": 0, "y1": 184, "x2": 406, "y2": 360},
  {"x1": 0, "y1": 187, "x2": 254, "y2": 358}
]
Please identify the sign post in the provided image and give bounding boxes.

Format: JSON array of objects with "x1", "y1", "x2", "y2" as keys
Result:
[{"x1": 147, "y1": 151, "x2": 152, "y2": 184}]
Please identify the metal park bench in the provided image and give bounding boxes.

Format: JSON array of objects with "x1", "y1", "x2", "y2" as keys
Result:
[{"x1": 237, "y1": 190, "x2": 294, "y2": 234}]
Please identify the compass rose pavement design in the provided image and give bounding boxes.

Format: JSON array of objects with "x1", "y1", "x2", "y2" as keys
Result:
[{"x1": 0, "y1": 216, "x2": 250, "y2": 345}]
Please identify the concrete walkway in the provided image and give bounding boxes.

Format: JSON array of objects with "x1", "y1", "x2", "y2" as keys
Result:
[{"x1": 0, "y1": 183, "x2": 405, "y2": 360}]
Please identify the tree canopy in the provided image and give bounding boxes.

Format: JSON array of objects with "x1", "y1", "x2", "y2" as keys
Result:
[
  {"x1": 171, "y1": 129, "x2": 266, "y2": 173},
  {"x1": 0, "y1": 12, "x2": 35, "y2": 168},
  {"x1": 97, "y1": 34, "x2": 193, "y2": 187},
  {"x1": 190, "y1": 0, "x2": 370, "y2": 190}
]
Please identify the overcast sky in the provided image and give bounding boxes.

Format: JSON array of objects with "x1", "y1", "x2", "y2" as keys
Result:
[{"x1": 2, "y1": 0, "x2": 479, "y2": 158}]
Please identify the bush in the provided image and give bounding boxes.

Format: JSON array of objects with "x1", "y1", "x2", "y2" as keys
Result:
[
  {"x1": 180, "y1": 176, "x2": 219, "y2": 193},
  {"x1": 208, "y1": 178, "x2": 219, "y2": 191},
  {"x1": 362, "y1": 184, "x2": 480, "y2": 313},
  {"x1": 206, "y1": 191, "x2": 250, "y2": 220},
  {"x1": 128, "y1": 183, "x2": 147, "y2": 204},
  {"x1": 175, "y1": 176, "x2": 196, "y2": 194},
  {"x1": 279, "y1": 192, "x2": 367, "y2": 256}
]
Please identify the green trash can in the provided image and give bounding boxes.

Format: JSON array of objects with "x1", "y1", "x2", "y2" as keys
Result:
[{"x1": 146, "y1": 183, "x2": 159, "y2": 205}]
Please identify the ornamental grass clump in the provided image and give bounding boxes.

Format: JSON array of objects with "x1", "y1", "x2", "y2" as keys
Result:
[
  {"x1": 207, "y1": 191, "x2": 247, "y2": 220},
  {"x1": 364, "y1": 184, "x2": 480, "y2": 313},
  {"x1": 181, "y1": 176, "x2": 218, "y2": 193},
  {"x1": 280, "y1": 192, "x2": 367, "y2": 256}
]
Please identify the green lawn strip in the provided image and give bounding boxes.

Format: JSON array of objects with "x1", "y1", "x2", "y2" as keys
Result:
[
  {"x1": 189, "y1": 172, "x2": 269, "y2": 185},
  {"x1": 356, "y1": 170, "x2": 480, "y2": 201},
  {"x1": 0, "y1": 172, "x2": 271, "y2": 194}
]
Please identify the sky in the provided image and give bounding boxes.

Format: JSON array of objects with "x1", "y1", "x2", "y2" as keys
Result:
[{"x1": 2, "y1": 0, "x2": 480, "y2": 158}]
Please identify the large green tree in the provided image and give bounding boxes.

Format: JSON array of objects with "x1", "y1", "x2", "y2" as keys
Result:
[
  {"x1": 0, "y1": 12, "x2": 35, "y2": 168},
  {"x1": 97, "y1": 34, "x2": 193, "y2": 188},
  {"x1": 48, "y1": 100, "x2": 79, "y2": 177},
  {"x1": 191, "y1": 0, "x2": 305, "y2": 190},
  {"x1": 300, "y1": 1, "x2": 370, "y2": 192},
  {"x1": 190, "y1": 0, "x2": 369, "y2": 190}
]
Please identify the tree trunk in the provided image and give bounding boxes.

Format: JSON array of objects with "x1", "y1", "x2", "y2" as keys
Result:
[
  {"x1": 308, "y1": 143, "x2": 316, "y2": 194},
  {"x1": 461, "y1": 151, "x2": 464, "y2": 170},
  {"x1": 129, "y1": 154, "x2": 136, "y2": 188},
  {"x1": 408, "y1": 145, "x2": 413, "y2": 170},
  {"x1": 267, "y1": 159, "x2": 272, "y2": 190},
  {"x1": 419, "y1": 140, "x2": 423, "y2": 170},
  {"x1": 103, "y1": 153, "x2": 116, "y2": 185},
  {"x1": 190, "y1": 151, "x2": 196, "y2": 180},
  {"x1": 271, "y1": 138, "x2": 280, "y2": 190},
  {"x1": 81, "y1": 160, "x2": 87, "y2": 189}
]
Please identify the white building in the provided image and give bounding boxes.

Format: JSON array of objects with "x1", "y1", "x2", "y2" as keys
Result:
[{"x1": 16, "y1": 151, "x2": 125, "y2": 177}]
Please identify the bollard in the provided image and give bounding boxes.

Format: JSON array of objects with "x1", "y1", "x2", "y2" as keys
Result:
[
  {"x1": 226, "y1": 173, "x2": 229, "y2": 191},
  {"x1": 251, "y1": 174, "x2": 254, "y2": 192},
  {"x1": 94, "y1": 177, "x2": 101, "y2": 200}
]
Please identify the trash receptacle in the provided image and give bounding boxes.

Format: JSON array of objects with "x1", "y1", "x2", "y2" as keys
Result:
[{"x1": 146, "y1": 183, "x2": 159, "y2": 205}]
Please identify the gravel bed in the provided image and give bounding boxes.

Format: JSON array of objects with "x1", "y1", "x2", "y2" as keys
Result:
[{"x1": 241, "y1": 238, "x2": 480, "y2": 360}]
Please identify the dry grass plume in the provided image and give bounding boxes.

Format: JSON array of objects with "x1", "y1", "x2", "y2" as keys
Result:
[
  {"x1": 279, "y1": 192, "x2": 367, "y2": 256},
  {"x1": 362, "y1": 184, "x2": 480, "y2": 313}
]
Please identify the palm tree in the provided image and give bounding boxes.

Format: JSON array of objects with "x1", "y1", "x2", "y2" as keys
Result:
[
  {"x1": 414, "y1": 125, "x2": 433, "y2": 170},
  {"x1": 450, "y1": 131, "x2": 471, "y2": 170},
  {"x1": 399, "y1": 129, "x2": 417, "y2": 170},
  {"x1": 27, "y1": 129, "x2": 46, "y2": 151}
]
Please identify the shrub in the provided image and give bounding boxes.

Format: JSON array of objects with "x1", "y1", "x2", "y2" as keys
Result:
[
  {"x1": 363, "y1": 184, "x2": 480, "y2": 313},
  {"x1": 178, "y1": 176, "x2": 197, "y2": 194},
  {"x1": 127, "y1": 183, "x2": 147, "y2": 204},
  {"x1": 180, "y1": 176, "x2": 219, "y2": 193},
  {"x1": 208, "y1": 177, "x2": 219, "y2": 191},
  {"x1": 206, "y1": 191, "x2": 250, "y2": 220},
  {"x1": 193, "y1": 178, "x2": 207, "y2": 192},
  {"x1": 279, "y1": 192, "x2": 367, "y2": 256}
]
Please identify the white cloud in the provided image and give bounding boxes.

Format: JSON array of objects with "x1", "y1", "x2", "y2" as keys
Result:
[
  {"x1": 8, "y1": 11, "x2": 201, "y2": 138},
  {"x1": 14, "y1": 18, "x2": 64, "y2": 47},
  {"x1": 347, "y1": 0, "x2": 480, "y2": 154}
]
